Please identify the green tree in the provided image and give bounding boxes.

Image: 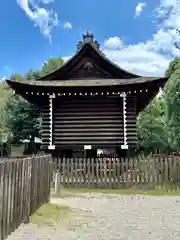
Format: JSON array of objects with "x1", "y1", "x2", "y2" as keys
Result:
[
  {"x1": 137, "y1": 57, "x2": 180, "y2": 153},
  {"x1": 7, "y1": 70, "x2": 41, "y2": 143},
  {"x1": 165, "y1": 57, "x2": 180, "y2": 78},
  {"x1": 137, "y1": 96, "x2": 169, "y2": 152},
  {"x1": 41, "y1": 57, "x2": 64, "y2": 76},
  {"x1": 0, "y1": 107, "x2": 10, "y2": 142},
  {"x1": 10, "y1": 73, "x2": 24, "y2": 81},
  {"x1": 175, "y1": 30, "x2": 180, "y2": 50},
  {"x1": 5, "y1": 57, "x2": 64, "y2": 143},
  {"x1": 164, "y1": 62, "x2": 180, "y2": 151},
  {"x1": 25, "y1": 70, "x2": 41, "y2": 80},
  {"x1": 5, "y1": 95, "x2": 41, "y2": 143}
]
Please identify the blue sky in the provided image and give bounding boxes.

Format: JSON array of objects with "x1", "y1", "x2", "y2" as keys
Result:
[{"x1": 0, "y1": 0, "x2": 179, "y2": 79}]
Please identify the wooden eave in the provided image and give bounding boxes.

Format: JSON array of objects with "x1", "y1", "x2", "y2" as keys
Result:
[
  {"x1": 6, "y1": 77, "x2": 168, "y2": 113},
  {"x1": 6, "y1": 77, "x2": 167, "y2": 88}
]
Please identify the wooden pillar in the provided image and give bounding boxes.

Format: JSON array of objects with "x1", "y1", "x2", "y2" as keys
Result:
[
  {"x1": 48, "y1": 94, "x2": 55, "y2": 150},
  {"x1": 120, "y1": 92, "x2": 128, "y2": 150}
]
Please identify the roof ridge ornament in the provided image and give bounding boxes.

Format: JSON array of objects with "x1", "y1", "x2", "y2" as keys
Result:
[
  {"x1": 83, "y1": 30, "x2": 93, "y2": 42},
  {"x1": 77, "y1": 30, "x2": 100, "y2": 52}
]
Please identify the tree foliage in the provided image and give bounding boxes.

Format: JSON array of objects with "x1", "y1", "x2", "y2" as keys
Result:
[
  {"x1": 10, "y1": 73, "x2": 24, "y2": 81},
  {"x1": 25, "y1": 70, "x2": 41, "y2": 80},
  {"x1": 165, "y1": 58, "x2": 180, "y2": 78},
  {"x1": 5, "y1": 57, "x2": 64, "y2": 143},
  {"x1": 137, "y1": 57, "x2": 180, "y2": 153},
  {"x1": 164, "y1": 58, "x2": 180, "y2": 151},
  {"x1": 137, "y1": 96, "x2": 169, "y2": 152},
  {"x1": 175, "y1": 30, "x2": 180, "y2": 50},
  {"x1": 41, "y1": 58, "x2": 64, "y2": 76},
  {"x1": 5, "y1": 95, "x2": 41, "y2": 143}
]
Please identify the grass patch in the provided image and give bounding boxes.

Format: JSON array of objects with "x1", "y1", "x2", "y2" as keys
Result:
[
  {"x1": 30, "y1": 203, "x2": 71, "y2": 227},
  {"x1": 52, "y1": 187, "x2": 180, "y2": 197}
]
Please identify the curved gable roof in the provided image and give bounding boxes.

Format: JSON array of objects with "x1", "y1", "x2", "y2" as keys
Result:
[{"x1": 40, "y1": 33, "x2": 142, "y2": 81}]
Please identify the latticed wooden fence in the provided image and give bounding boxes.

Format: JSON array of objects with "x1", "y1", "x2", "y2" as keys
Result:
[
  {"x1": 0, "y1": 154, "x2": 52, "y2": 240},
  {"x1": 53, "y1": 155, "x2": 180, "y2": 190}
]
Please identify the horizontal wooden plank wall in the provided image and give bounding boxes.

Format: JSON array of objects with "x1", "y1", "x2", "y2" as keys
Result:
[
  {"x1": 126, "y1": 96, "x2": 137, "y2": 147},
  {"x1": 53, "y1": 96, "x2": 124, "y2": 148},
  {"x1": 40, "y1": 95, "x2": 137, "y2": 149}
]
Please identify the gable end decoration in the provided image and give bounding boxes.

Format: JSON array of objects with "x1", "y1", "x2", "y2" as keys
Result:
[{"x1": 84, "y1": 61, "x2": 93, "y2": 70}]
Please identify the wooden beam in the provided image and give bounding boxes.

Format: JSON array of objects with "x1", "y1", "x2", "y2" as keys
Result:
[
  {"x1": 120, "y1": 92, "x2": 128, "y2": 150},
  {"x1": 48, "y1": 94, "x2": 56, "y2": 150}
]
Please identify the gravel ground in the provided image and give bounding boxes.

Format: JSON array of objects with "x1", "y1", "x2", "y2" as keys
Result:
[{"x1": 6, "y1": 193, "x2": 180, "y2": 240}]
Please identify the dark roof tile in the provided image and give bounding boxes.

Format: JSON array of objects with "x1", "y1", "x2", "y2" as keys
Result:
[{"x1": 6, "y1": 77, "x2": 167, "y2": 87}]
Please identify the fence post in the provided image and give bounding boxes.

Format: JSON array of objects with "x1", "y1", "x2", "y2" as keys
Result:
[
  {"x1": 55, "y1": 173, "x2": 61, "y2": 194},
  {"x1": 45, "y1": 155, "x2": 53, "y2": 203},
  {"x1": 22, "y1": 157, "x2": 31, "y2": 224}
]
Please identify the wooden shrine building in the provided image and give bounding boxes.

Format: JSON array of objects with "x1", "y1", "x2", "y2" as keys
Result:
[{"x1": 6, "y1": 31, "x2": 168, "y2": 157}]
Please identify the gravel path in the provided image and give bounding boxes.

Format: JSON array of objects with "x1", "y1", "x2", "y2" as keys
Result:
[{"x1": 6, "y1": 193, "x2": 180, "y2": 240}]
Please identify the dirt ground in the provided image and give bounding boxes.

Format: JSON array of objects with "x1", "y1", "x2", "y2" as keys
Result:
[{"x1": 6, "y1": 192, "x2": 180, "y2": 240}]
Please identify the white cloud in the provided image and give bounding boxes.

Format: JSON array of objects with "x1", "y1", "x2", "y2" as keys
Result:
[
  {"x1": 62, "y1": 56, "x2": 71, "y2": 62},
  {"x1": 17, "y1": 0, "x2": 58, "y2": 41},
  {"x1": 3, "y1": 65, "x2": 10, "y2": 71},
  {"x1": 100, "y1": 0, "x2": 180, "y2": 77},
  {"x1": 102, "y1": 35, "x2": 171, "y2": 77},
  {"x1": 57, "y1": 0, "x2": 180, "y2": 77},
  {"x1": 0, "y1": 76, "x2": 7, "y2": 82},
  {"x1": 103, "y1": 37, "x2": 123, "y2": 50},
  {"x1": 63, "y1": 22, "x2": 72, "y2": 29},
  {"x1": 135, "y1": 3, "x2": 146, "y2": 17},
  {"x1": 155, "y1": 0, "x2": 179, "y2": 29},
  {"x1": 41, "y1": 0, "x2": 54, "y2": 4}
]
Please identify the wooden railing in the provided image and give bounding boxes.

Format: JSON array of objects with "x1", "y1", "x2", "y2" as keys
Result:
[
  {"x1": 52, "y1": 155, "x2": 180, "y2": 190},
  {"x1": 0, "y1": 154, "x2": 52, "y2": 240}
]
